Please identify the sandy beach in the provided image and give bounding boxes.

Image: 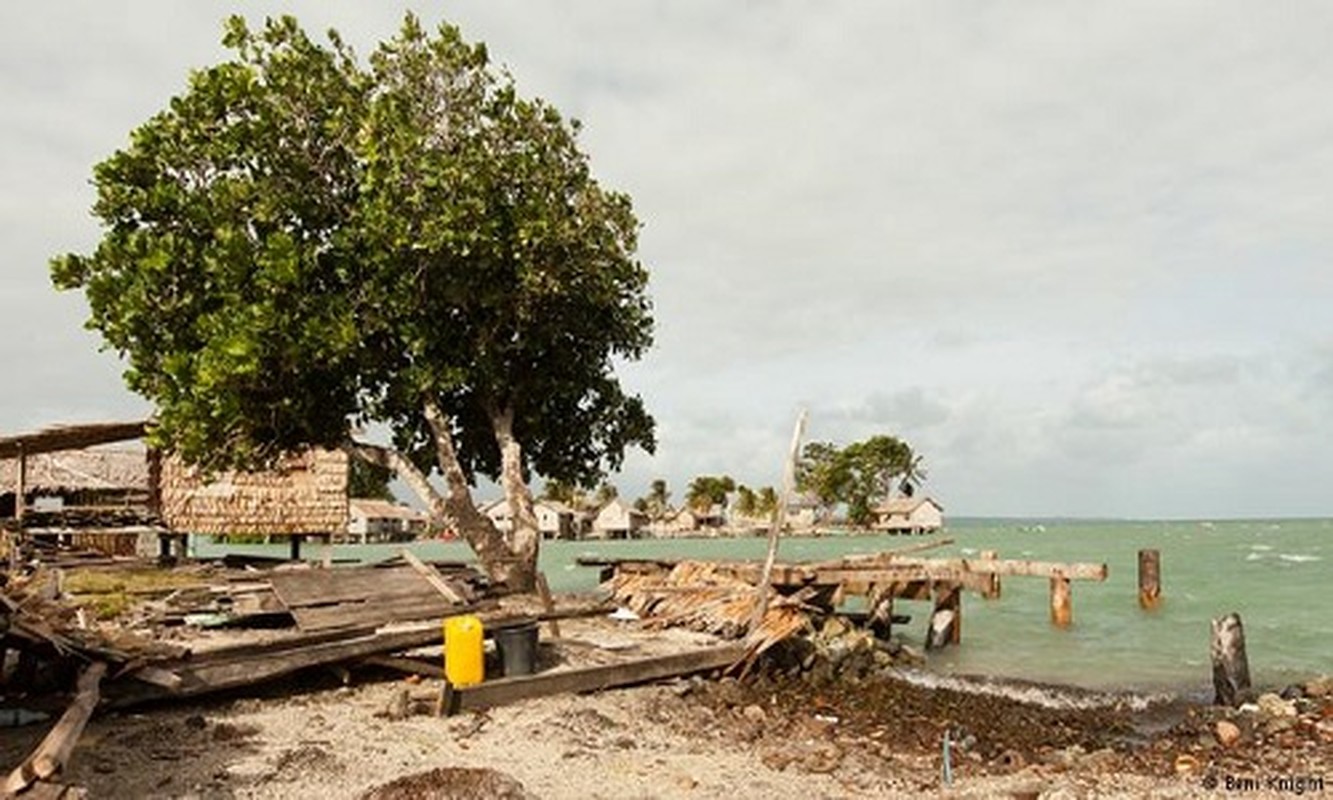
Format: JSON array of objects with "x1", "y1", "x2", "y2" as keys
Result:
[{"x1": 4, "y1": 615, "x2": 1327, "y2": 799}]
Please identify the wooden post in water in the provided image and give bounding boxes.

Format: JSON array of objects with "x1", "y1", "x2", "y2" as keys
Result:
[
  {"x1": 980, "y1": 550, "x2": 1001, "y2": 599},
  {"x1": 1138, "y1": 549, "x2": 1161, "y2": 610},
  {"x1": 1211, "y1": 613, "x2": 1252, "y2": 707},
  {"x1": 1049, "y1": 574, "x2": 1072, "y2": 628},
  {"x1": 926, "y1": 583, "x2": 962, "y2": 649},
  {"x1": 867, "y1": 583, "x2": 895, "y2": 640}
]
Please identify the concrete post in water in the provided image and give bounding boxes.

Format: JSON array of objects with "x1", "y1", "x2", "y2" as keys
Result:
[
  {"x1": 1211, "y1": 613, "x2": 1252, "y2": 707},
  {"x1": 1049, "y1": 574, "x2": 1072, "y2": 628},
  {"x1": 980, "y1": 550, "x2": 1001, "y2": 599},
  {"x1": 1138, "y1": 549, "x2": 1161, "y2": 610}
]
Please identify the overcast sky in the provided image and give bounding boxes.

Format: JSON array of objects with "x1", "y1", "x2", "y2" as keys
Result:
[{"x1": 3, "y1": 2, "x2": 1332, "y2": 519}]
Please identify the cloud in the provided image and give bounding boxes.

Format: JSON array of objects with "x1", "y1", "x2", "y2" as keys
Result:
[{"x1": 3, "y1": 1, "x2": 1333, "y2": 518}]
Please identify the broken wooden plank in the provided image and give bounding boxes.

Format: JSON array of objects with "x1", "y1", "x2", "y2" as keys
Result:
[
  {"x1": 400, "y1": 549, "x2": 465, "y2": 604},
  {"x1": 104, "y1": 626, "x2": 445, "y2": 707},
  {"x1": 5, "y1": 661, "x2": 106, "y2": 796},
  {"x1": 534, "y1": 572, "x2": 560, "y2": 639},
  {"x1": 268, "y1": 566, "x2": 443, "y2": 607},
  {"x1": 750, "y1": 409, "x2": 807, "y2": 633},
  {"x1": 124, "y1": 665, "x2": 183, "y2": 691},
  {"x1": 897, "y1": 557, "x2": 1107, "y2": 581},
  {"x1": 445, "y1": 645, "x2": 746, "y2": 714},
  {"x1": 362, "y1": 654, "x2": 446, "y2": 679}
]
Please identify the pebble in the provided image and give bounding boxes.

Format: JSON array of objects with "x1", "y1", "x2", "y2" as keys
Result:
[
  {"x1": 742, "y1": 704, "x2": 766, "y2": 724},
  {"x1": 1305, "y1": 675, "x2": 1333, "y2": 699},
  {"x1": 1216, "y1": 720, "x2": 1242, "y2": 748},
  {"x1": 1256, "y1": 693, "x2": 1297, "y2": 719}
]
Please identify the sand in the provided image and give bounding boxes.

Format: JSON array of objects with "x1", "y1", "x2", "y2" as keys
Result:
[{"x1": 3, "y1": 617, "x2": 1326, "y2": 799}]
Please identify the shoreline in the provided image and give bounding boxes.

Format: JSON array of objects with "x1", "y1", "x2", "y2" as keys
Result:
[{"x1": 3, "y1": 614, "x2": 1326, "y2": 799}]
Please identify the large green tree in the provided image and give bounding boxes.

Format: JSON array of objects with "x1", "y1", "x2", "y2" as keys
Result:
[
  {"x1": 796, "y1": 435, "x2": 925, "y2": 527},
  {"x1": 51, "y1": 15, "x2": 654, "y2": 590}
]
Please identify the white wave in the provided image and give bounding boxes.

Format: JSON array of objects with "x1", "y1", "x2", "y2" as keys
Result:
[
  {"x1": 1278, "y1": 553, "x2": 1322, "y2": 563},
  {"x1": 1246, "y1": 552, "x2": 1264, "y2": 561},
  {"x1": 888, "y1": 668, "x2": 1171, "y2": 712},
  {"x1": 960, "y1": 548, "x2": 977, "y2": 556},
  {"x1": 1249, "y1": 544, "x2": 1274, "y2": 551}
]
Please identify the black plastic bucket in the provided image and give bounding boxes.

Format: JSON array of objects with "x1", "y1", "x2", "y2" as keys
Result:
[{"x1": 494, "y1": 621, "x2": 539, "y2": 677}]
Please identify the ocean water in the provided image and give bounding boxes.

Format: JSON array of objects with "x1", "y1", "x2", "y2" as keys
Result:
[{"x1": 195, "y1": 517, "x2": 1331, "y2": 697}]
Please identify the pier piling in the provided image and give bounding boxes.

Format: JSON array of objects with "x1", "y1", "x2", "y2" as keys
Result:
[
  {"x1": 1049, "y1": 574, "x2": 1072, "y2": 628},
  {"x1": 1211, "y1": 612, "x2": 1252, "y2": 707},
  {"x1": 980, "y1": 550, "x2": 1001, "y2": 599},
  {"x1": 1137, "y1": 549, "x2": 1161, "y2": 610}
]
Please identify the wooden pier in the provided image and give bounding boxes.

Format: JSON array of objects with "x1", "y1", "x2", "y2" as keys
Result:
[{"x1": 579, "y1": 547, "x2": 1109, "y2": 647}]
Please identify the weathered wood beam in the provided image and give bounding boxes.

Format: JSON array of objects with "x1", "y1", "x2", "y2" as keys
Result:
[
  {"x1": 5, "y1": 661, "x2": 106, "y2": 795},
  {"x1": 15, "y1": 443, "x2": 27, "y2": 525},
  {"x1": 105, "y1": 626, "x2": 442, "y2": 707},
  {"x1": 579, "y1": 554, "x2": 1107, "y2": 584},
  {"x1": 0, "y1": 420, "x2": 148, "y2": 459},
  {"x1": 892, "y1": 558, "x2": 1108, "y2": 581},
  {"x1": 444, "y1": 645, "x2": 746, "y2": 714},
  {"x1": 534, "y1": 572, "x2": 560, "y2": 638},
  {"x1": 400, "y1": 548, "x2": 465, "y2": 604},
  {"x1": 749, "y1": 410, "x2": 807, "y2": 633},
  {"x1": 361, "y1": 654, "x2": 446, "y2": 680}
]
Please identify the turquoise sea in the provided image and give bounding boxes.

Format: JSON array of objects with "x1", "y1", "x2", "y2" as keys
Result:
[{"x1": 195, "y1": 518, "x2": 1331, "y2": 698}]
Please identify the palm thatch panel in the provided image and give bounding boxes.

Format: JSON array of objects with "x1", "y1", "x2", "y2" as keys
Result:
[
  {"x1": 160, "y1": 448, "x2": 348, "y2": 536},
  {"x1": 0, "y1": 449, "x2": 150, "y2": 496}
]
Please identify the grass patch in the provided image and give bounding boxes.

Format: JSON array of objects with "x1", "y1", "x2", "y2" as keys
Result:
[
  {"x1": 63, "y1": 568, "x2": 202, "y2": 595},
  {"x1": 65, "y1": 567, "x2": 205, "y2": 620}
]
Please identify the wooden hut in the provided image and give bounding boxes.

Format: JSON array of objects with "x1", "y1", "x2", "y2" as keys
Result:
[
  {"x1": 159, "y1": 448, "x2": 349, "y2": 555},
  {"x1": 1, "y1": 422, "x2": 156, "y2": 557},
  {"x1": 534, "y1": 500, "x2": 577, "y2": 540},
  {"x1": 871, "y1": 497, "x2": 945, "y2": 534},
  {"x1": 591, "y1": 498, "x2": 648, "y2": 540},
  {"x1": 346, "y1": 498, "x2": 428, "y2": 543},
  {"x1": 0, "y1": 449, "x2": 150, "y2": 517}
]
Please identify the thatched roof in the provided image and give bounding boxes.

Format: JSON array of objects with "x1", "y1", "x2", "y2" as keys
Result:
[
  {"x1": 0, "y1": 449, "x2": 149, "y2": 495},
  {"x1": 0, "y1": 421, "x2": 148, "y2": 459},
  {"x1": 873, "y1": 497, "x2": 944, "y2": 515},
  {"x1": 160, "y1": 448, "x2": 348, "y2": 536}
]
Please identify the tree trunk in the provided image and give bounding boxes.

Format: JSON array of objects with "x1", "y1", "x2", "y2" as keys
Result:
[
  {"x1": 343, "y1": 406, "x2": 514, "y2": 588},
  {"x1": 488, "y1": 405, "x2": 539, "y2": 592}
]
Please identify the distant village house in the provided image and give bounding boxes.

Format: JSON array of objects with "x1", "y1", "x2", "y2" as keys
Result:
[
  {"x1": 345, "y1": 498, "x2": 428, "y2": 543},
  {"x1": 590, "y1": 498, "x2": 647, "y2": 540},
  {"x1": 871, "y1": 497, "x2": 944, "y2": 534}
]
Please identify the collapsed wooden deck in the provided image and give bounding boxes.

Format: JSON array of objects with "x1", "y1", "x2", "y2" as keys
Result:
[{"x1": 580, "y1": 543, "x2": 1109, "y2": 648}]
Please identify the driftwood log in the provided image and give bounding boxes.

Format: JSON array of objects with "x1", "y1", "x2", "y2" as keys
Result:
[{"x1": 5, "y1": 661, "x2": 106, "y2": 795}]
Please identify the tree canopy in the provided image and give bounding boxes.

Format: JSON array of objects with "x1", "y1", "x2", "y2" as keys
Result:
[
  {"x1": 685, "y1": 475, "x2": 735, "y2": 512},
  {"x1": 796, "y1": 435, "x2": 925, "y2": 526},
  {"x1": 50, "y1": 14, "x2": 654, "y2": 588}
]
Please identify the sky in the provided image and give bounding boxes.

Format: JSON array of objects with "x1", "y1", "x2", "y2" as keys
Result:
[{"x1": 3, "y1": 2, "x2": 1333, "y2": 519}]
